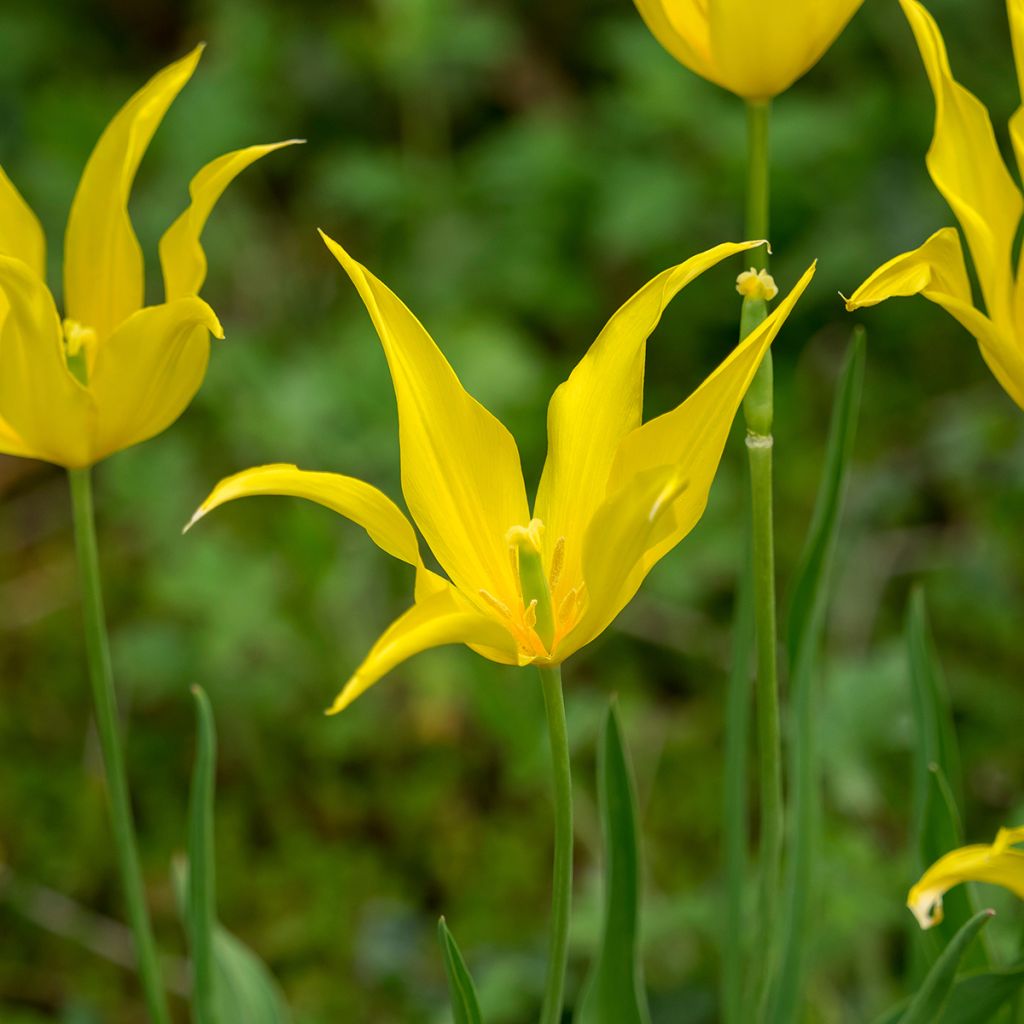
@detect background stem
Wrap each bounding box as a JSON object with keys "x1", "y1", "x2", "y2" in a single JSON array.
[
  {"x1": 68, "y1": 467, "x2": 171, "y2": 1024},
  {"x1": 740, "y1": 98, "x2": 785, "y2": 1017},
  {"x1": 537, "y1": 665, "x2": 573, "y2": 1024}
]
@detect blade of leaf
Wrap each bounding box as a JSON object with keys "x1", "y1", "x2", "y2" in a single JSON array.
[
  {"x1": 188, "y1": 685, "x2": 217, "y2": 1024},
  {"x1": 899, "y1": 910, "x2": 996, "y2": 1024},
  {"x1": 438, "y1": 917, "x2": 484, "y2": 1024},
  {"x1": 873, "y1": 965, "x2": 1024, "y2": 1024},
  {"x1": 575, "y1": 700, "x2": 652, "y2": 1024},
  {"x1": 770, "y1": 328, "x2": 865, "y2": 1021},
  {"x1": 906, "y1": 593, "x2": 984, "y2": 970},
  {"x1": 721, "y1": 531, "x2": 754, "y2": 1024}
]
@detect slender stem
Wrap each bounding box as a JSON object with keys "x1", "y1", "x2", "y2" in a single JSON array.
[
  {"x1": 538, "y1": 665, "x2": 573, "y2": 1024},
  {"x1": 741, "y1": 98, "x2": 784, "y2": 1018},
  {"x1": 68, "y1": 467, "x2": 171, "y2": 1024}
]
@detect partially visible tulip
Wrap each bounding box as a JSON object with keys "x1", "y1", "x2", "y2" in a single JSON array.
[
  {"x1": 0, "y1": 46, "x2": 300, "y2": 468},
  {"x1": 632, "y1": 0, "x2": 865, "y2": 100}
]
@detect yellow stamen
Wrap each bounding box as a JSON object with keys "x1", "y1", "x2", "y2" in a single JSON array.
[
  {"x1": 506, "y1": 517, "x2": 555, "y2": 651},
  {"x1": 549, "y1": 536, "x2": 566, "y2": 590},
  {"x1": 736, "y1": 268, "x2": 778, "y2": 302},
  {"x1": 479, "y1": 589, "x2": 512, "y2": 619}
]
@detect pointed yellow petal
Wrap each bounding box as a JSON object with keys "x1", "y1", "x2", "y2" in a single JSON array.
[
  {"x1": 708, "y1": 0, "x2": 864, "y2": 99},
  {"x1": 0, "y1": 413, "x2": 36, "y2": 460},
  {"x1": 64, "y1": 45, "x2": 203, "y2": 341},
  {"x1": 0, "y1": 166, "x2": 45, "y2": 280},
  {"x1": 319, "y1": 230, "x2": 530, "y2": 607},
  {"x1": 900, "y1": 0, "x2": 1020, "y2": 326},
  {"x1": 0, "y1": 256, "x2": 94, "y2": 467},
  {"x1": 327, "y1": 586, "x2": 519, "y2": 715},
  {"x1": 87, "y1": 296, "x2": 222, "y2": 460},
  {"x1": 1010, "y1": 0, "x2": 1024, "y2": 103},
  {"x1": 561, "y1": 262, "x2": 816, "y2": 655},
  {"x1": 632, "y1": 0, "x2": 718, "y2": 85},
  {"x1": 846, "y1": 228, "x2": 1024, "y2": 408},
  {"x1": 534, "y1": 239, "x2": 766, "y2": 604},
  {"x1": 908, "y1": 826, "x2": 1024, "y2": 930},
  {"x1": 160, "y1": 140, "x2": 303, "y2": 302},
  {"x1": 186, "y1": 462, "x2": 447, "y2": 600}
]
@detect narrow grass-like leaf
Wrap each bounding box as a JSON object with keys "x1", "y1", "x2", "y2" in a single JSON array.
[
  {"x1": 770, "y1": 329, "x2": 865, "y2": 1021},
  {"x1": 438, "y1": 917, "x2": 483, "y2": 1024},
  {"x1": 188, "y1": 685, "x2": 217, "y2": 1024},
  {"x1": 898, "y1": 910, "x2": 995, "y2": 1024},
  {"x1": 575, "y1": 700, "x2": 651, "y2": 1024},
  {"x1": 874, "y1": 965, "x2": 1024, "y2": 1024},
  {"x1": 721, "y1": 538, "x2": 754, "y2": 1024},
  {"x1": 906, "y1": 592, "x2": 982, "y2": 969}
]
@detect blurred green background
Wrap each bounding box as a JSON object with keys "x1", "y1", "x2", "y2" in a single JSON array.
[{"x1": 2, "y1": 0, "x2": 1024, "y2": 1019}]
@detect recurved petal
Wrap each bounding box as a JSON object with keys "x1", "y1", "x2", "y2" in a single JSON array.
[
  {"x1": 160, "y1": 140, "x2": 303, "y2": 303},
  {"x1": 901, "y1": 0, "x2": 1021, "y2": 327},
  {"x1": 534, "y1": 239, "x2": 766, "y2": 603},
  {"x1": 632, "y1": 0, "x2": 718, "y2": 84},
  {"x1": 320, "y1": 230, "x2": 531, "y2": 609},
  {"x1": 561, "y1": 262, "x2": 816, "y2": 656},
  {"x1": 64, "y1": 45, "x2": 203, "y2": 341},
  {"x1": 908, "y1": 826, "x2": 1024, "y2": 930},
  {"x1": 0, "y1": 256, "x2": 94, "y2": 467},
  {"x1": 0, "y1": 166, "x2": 45, "y2": 279},
  {"x1": 87, "y1": 296, "x2": 222, "y2": 461},
  {"x1": 326, "y1": 586, "x2": 520, "y2": 714},
  {"x1": 846, "y1": 228, "x2": 1024, "y2": 408},
  {"x1": 707, "y1": 0, "x2": 864, "y2": 98},
  {"x1": 187, "y1": 462, "x2": 445, "y2": 600},
  {"x1": 844, "y1": 227, "x2": 973, "y2": 310}
]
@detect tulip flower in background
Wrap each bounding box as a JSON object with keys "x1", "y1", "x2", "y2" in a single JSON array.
[
  {"x1": 190, "y1": 229, "x2": 815, "y2": 1024},
  {"x1": 846, "y1": 0, "x2": 1024, "y2": 412},
  {"x1": 631, "y1": 0, "x2": 865, "y2": 101},
  {"x1": 0, "y1": 46, "x2": 297, "y2": 1022}
]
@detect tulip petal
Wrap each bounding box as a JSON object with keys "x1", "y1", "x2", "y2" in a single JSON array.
[
  {"x1": 1010, "y1": 0, "x2": 1024, "y2": 103},
  {"x1": 709, "y1": 0, "x2": 864, "y2": 99},
  {"x1": 900, "y1": 0, "x2": 1021, "y2": 327},
  {"x1": 0, "y1": 166, "x2": 45, "y2": 280},
  {"x1": 160, "y1": 140, "x2": 303, "y2": 302},
  {"x1": 632, "y1": 0, "x2": 718, "y2": 85},
  {"x1": 88, "y1": 296, "x2": 223, "y2": 460},
  {"x1": 64, "y1": 45, "x2": 203, "y2": 341},
  {"x1": 327, "y1": 586, "x2": 520, "y2": 715},
  {"x1": 0, "y1": 256, "x2": 94, "y2": 467},
  {"x1": 846, "y1": 228, "x2": 1024, "y2": 408},
  {"x1": 534, "y1": 239, "x2": 766, "y2": 608},
  {"x1": 187, "y1": 462, "x2": 446, "y2": 602},
  {"x1": 0, "y1": 413, "x2": 35, "y2": 460},
  {"x1": 320, "y1": 231, "x2": 530, "y2": 609},
  {"x1": 908, "y1": 826, "x2": 1024, "y2": 930},
  {"x1": 562, "y1": 262, "x2": 815, "y2": 655}
]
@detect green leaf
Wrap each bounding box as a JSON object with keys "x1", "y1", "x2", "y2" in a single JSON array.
[
  {"x1": 906, "y1": 592, "x2": 983, "y2": 969},
  {"x1": 575, "y1": 700, "x2": 652, "y2": 1024},
  {"x1": 721, "y1": 535, "x2": 754, "y2": 1024},
  {"x1": 939, "y1": 966, "x2": 1024, "y2": 1023},
  {"x1": 898, "y1": 911, "x2": 996, "y2": 1024},
  {"x1": 212, "y1": 926, "x2": 292, "y2": 1024},
  {"x1": 188, "y1": 685, "x2": 217, "y2": 1024},
  {"x1": 438, "y1": 917, "x2": 484, "y2": 1024},
  {"x1": 770, "y1": 328, "x2": 865, "y2": 1021}
]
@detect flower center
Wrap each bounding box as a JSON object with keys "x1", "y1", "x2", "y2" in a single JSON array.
[
  {"x1": 505, "y1": 518, "x2": 556, "y2": 651},
  {"x1": 62, "y1": 319, "x2": 97, "y2": 385},
  {"x1": 735, "y1": 268, "x2": 778, "y2": 302}
]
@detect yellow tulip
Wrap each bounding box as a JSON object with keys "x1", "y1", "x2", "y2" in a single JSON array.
[
  {"x1": 189, "y1": 231, "x2": 815, "y2": 713},
  {"x1": 0, "y1": 46, "x2": 300, "y2": 468},
  {"x1": 846, "y1": 0, "x2": 1024, "y2": 410},
  {"x1": 632, "y1": 0, "x2": 864, "y2": 100},
  {"x1": 908, "y1": 826, "x2": 1024, "y2": 929}
]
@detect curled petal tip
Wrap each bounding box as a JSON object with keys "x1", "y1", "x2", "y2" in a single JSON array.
[
  {"x1": 839, "y1": 291, "x2": 856, "y2": 312},
  {"x1": 182, "y1": 506, "x2": 206, "y2": 534}
]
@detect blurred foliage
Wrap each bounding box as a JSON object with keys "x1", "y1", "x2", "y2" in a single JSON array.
[{"x1": 2, "y1": 0, "x2": 1024, "y2": 1020}]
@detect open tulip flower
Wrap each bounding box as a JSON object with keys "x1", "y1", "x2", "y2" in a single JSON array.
[
  {"x1": 191, "y1": 231, "x2": 814, "y2": 713},
  {"x1": 0, "y1": 46, "x2": 299, "y2": 468},
  {"x1": 846, "y1": 0, "x2": 1024, "y2": 411},
  {"x1": 908, "y1": 826, "x2": 1024, "y2": 930},
  {"x1": 632, "y1": 0, "x2": 864, "y2": 100}
]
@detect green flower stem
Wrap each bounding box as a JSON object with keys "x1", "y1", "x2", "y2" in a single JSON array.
[
  {"x1": 68, "y1": 467, "x2": 171, "y2": 1024},
  {"x1": 538, "y1": 664, "x2": 573, "y2": 1024},
  {"x1": 741, "y1": 97, "x2": 784, "y2": 1016}
]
